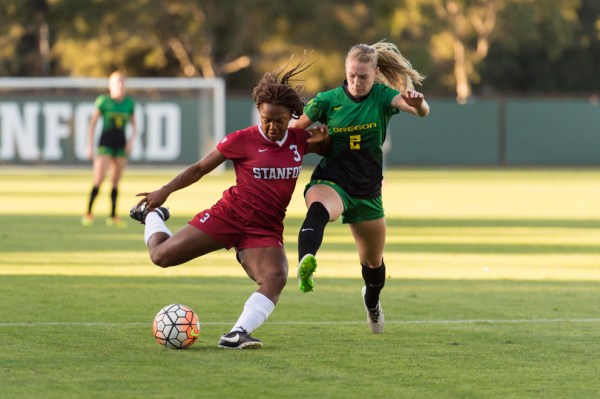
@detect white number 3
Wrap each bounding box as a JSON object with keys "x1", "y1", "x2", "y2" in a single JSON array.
[{"x1": 289, "y1": 144, "x2": 301, "y2": 161}]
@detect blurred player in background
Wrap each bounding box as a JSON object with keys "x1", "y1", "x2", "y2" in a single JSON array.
[
  {"x1": 130, "y1": 59, "x2": 330, "y2": 349},
  {"x1": 292, "y1": 41, "x2": 430, "y2": 333},
  {"x1": 82, "y1": 71, "x2": 138, "y2": 227}
]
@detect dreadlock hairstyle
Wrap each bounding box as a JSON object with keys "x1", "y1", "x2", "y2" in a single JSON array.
[
  {"x1": 345, "y1": 41, "x2": 425, "y2": 92},
  {"x1": 252, "y1": 56, "x2": 312, "y2": 120}
]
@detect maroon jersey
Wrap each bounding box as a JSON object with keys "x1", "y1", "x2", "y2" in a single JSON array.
[{"x1": 216, "y1": 125, "x2": 311, "y2": 233}]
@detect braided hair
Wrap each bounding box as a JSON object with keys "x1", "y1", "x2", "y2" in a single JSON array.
[
  {"x1": 346, "y1": 41, "x2": 425, "y2": 92},
  {"x1": 252, "y1": 57, "x2": 311, "y2": 120}
]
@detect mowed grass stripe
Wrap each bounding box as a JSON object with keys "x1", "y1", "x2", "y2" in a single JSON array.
[{"x1": 2, "y1": 318, "x2": 600, "y2": 327}]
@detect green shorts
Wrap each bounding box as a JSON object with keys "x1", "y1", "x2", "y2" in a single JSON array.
[
  {"x1": 305, "y1": 180, "x2": 384, "y2": 224},
  {"x1": 97, "y1": 146, "x2": 127, "y2": 157}
]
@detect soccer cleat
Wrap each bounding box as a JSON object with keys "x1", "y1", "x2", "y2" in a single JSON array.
[
  {"x1": 218, "y1": 330, "x2": 263, "y2": 349},
  {"x1": 362, "y1": 286, "x2": 385, "y2": 334},
  {"x1": 106, "y1": 217, "x2": 127, "y2": 228},
  {"x1": 297, "y1": 253, "x2": 317, "y2": 293},
  {"x1": 81, "y1": 214, "x2": 94, "y2": 226},
  {"x1": 129, "y1": 204, "x2": 170, "y2": 224}
]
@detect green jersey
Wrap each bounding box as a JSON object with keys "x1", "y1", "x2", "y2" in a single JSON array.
[
  {"x1": 305, "y1": 83, "x2": 399, "y2": 198},
  {"x1": 95, "y1": 94, "x2": 135, "y2": 149}
]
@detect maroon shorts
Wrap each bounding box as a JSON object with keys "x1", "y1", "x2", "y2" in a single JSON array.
[{"x1": 188, "y1": 202, "x2": 284, "y2": 250}]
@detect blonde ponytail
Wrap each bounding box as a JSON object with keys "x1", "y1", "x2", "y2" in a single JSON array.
[{"x1": 346, "y1": 41, "x2": 425, "y2": 92}]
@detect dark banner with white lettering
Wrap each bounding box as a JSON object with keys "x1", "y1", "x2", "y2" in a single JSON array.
[
  {"x1": 0, "y1": 97, "x2": 202, "y2": 165},
  {"x1": 0, "y1": 78, "x2": 224, "y2": 166}
]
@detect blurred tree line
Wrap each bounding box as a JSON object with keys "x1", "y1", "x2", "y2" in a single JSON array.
[{"x1": 0, "y1": 0, "x2": 598, "y2": 102}]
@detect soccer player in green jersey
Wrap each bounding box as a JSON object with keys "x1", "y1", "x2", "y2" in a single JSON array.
[
  {"x1": 82, "y1": 71, "x2": 138, "y2": 227},
  {"x1": 293, "y1": 41, "x2": 430, "y2": 333}
]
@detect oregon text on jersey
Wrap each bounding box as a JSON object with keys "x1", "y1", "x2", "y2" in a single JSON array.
[
  {"x1": 253, "y1": 166, "x2": 302, "y2": 179},
  {"x1": 332, "y1": 122, "x2": 377, "y2": 133}
]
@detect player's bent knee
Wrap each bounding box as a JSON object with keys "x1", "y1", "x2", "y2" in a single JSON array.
[
  {"x1": 151, "y1": 256, "x2": 171, "y2": 268},
  {"x1": 149, "y1": 248, "x2": 175, "y2": 268},
  {"x1": 256, "y1": 268, "x2": 287, "y2": 290},
  {"x1": 270, "y1": 269, "x2": 288, "y2": 289}
]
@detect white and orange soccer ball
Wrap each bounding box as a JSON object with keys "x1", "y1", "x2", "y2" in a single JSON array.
[{"x1": 152, "y1": 304, "x2": 200, "y2": 349}]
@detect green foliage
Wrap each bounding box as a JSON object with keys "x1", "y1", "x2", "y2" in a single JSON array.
[
  {"x1": 481, "y1": 0, "x2": 600, "y2": 91},
  {"x1": 2, "y1": 0, "x2": 598, "y2": 97}
]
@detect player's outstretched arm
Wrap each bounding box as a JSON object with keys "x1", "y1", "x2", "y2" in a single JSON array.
[
  {"x1": 393, "y1": 89, "x2": 430, "y2": 117},
  {"x1": 136, "y1": 149, "x2": 226, "y2": 210}
]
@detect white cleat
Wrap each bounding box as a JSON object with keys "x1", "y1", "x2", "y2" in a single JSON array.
[{"x1": 362, "y1": 286, "x2": 384, "y2": 334}]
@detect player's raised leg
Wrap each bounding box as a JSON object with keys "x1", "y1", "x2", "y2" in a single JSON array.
[
  {"x1": 296, "y1": 184, "x2": 342, "y2": 293},
  {"x1": 131, "y1": 204, "x2": 224, "y2": 267}
]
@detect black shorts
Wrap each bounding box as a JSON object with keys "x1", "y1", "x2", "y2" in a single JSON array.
[{"x1": 98, "y1": 128, "x2": 126, "y2": 150}]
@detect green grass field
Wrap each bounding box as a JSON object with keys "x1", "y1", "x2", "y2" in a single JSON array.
[{"x1": 1, "y1": 168, "x2": 599, "y2": 398}]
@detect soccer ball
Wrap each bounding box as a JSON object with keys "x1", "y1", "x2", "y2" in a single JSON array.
[{"x1": 153, "y1": 304, "x2": 201, "y2": 349}]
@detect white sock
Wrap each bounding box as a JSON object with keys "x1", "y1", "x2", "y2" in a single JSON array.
[
  {"x1": 144, "y1": 212, "x2": 172, "y2": 246},
  {"x1": 230, "y1": 292, "x2": 275, "y2": 334}
]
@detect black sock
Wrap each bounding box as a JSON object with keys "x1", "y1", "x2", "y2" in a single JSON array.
[
  {"x1": 87, "y1": 186, "x2": 99, "y2": 214},
  {"x1": 362, "y1": 261, "x2": 386, "y2": 309},
  {"x1": 298, "y1": 202, "x2": 330, "y2": 262},
  {"x1": 110, "y1": 187, "x2": 118, "y2": 218}
]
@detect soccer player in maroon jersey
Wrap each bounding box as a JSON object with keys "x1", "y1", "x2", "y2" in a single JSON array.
[{"x1": 129, "y1": 59, "x2": 330, "y2": 349}]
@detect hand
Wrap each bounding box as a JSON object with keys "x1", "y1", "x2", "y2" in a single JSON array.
[
  {"x1": 135, "y1": 187, "x2": 170, "y2": 211},
  {"x1": 85, "y1": 144, "x2": 93, "y2": 160},
  {"x1": 306, "y1": 125, "x2": 329, "y2": 143},
  {"x1": 401, "y1": 89, "x2": 425, "y2": 108}
]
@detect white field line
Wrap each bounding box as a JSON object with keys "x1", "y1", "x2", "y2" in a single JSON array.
[{"x1": 1, "y1": 318, "x2": 599, "y2": 327}]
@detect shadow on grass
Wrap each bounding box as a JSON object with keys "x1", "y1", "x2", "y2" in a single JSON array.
[{"x1": 2, "y1": 214, "x2": 600, "y2": 254}]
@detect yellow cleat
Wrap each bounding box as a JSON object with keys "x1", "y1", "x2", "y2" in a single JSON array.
[
  {"x1": 297, "y1": 254, "x2": 317, "y2": 293},
  {"x1": 81, "y1": 215, "x2": 94, "y2": 226}
]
